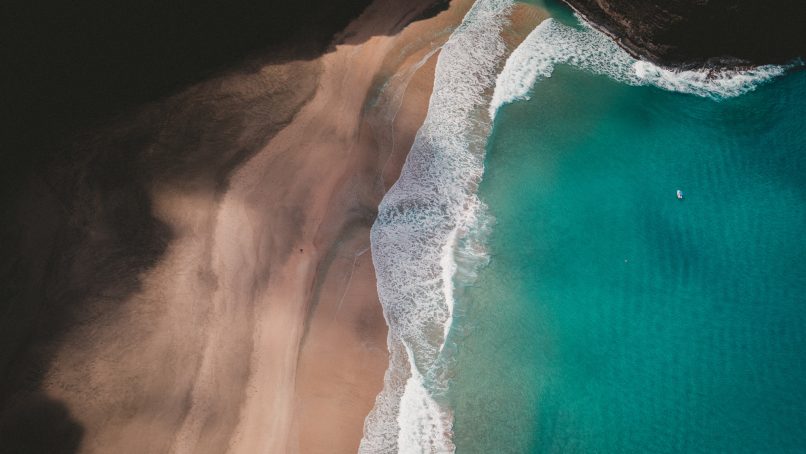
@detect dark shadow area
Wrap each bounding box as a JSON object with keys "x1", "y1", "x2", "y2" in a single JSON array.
[
  {"x1": 3, "y1": 0, "x2": 379, "y2": 181},
  {"x1": 0, "y1": 0, "x2": 449, "y2": 451},
  {"x1": 0, "y1": 394, "x2": 84, "y2": 454}
]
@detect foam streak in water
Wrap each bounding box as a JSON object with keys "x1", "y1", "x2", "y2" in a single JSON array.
[
  {"x1": 360, "y1": 0, "x2": 513, "y2": 452},
  {"x1": 491, "y1": 18, "x2": 791, "y2": 116}
]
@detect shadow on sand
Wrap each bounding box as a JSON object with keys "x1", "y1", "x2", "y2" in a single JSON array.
[{"x1": 0, "y1": 0, "x2": 449, "y2": 451}]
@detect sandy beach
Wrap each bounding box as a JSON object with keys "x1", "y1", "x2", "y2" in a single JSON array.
[
  {"x1": 0, "y1": 0, "x2": 553, "y2": 452},
  {"x1": 5, "y1": 0, "x2": 803, "y2": 452},
  {"x1": 21, "y1": 1, "x2": 472, "y2": 452}
]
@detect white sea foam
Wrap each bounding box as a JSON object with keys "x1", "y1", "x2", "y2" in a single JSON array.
[
  {"x1": 439, "y1": 227, "x2": 459, "y2": 350},
  {"x1": 490, "y1": 18, "x2": 790, "y2": 117},
  {"x1": 360, "y1": 0, "x2": 513, "y2": 452},
  {"x1": 363, "y1": 6, "x2": 791, "y2": 452}
]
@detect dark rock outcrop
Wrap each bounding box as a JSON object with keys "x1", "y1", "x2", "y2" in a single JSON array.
[{"x1": 560, "y1": 0, "x2": 806, "y2": 68}]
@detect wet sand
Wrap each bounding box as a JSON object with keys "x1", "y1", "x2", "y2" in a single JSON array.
[
  {"x1": 0, "y1": 0, "x2": 554, "y2": 452},
  {"x1": 31, "y1": 0, "x2": 473, "y2": 453}
]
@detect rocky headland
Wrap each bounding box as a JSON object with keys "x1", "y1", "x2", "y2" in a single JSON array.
[{"x1": 560, "y1": 0, "x2": 806, "y2": 68}]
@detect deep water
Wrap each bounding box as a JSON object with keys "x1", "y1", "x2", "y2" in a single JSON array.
[{"x1": 449, "y1": 64, "x2": 806, "y2": 453}]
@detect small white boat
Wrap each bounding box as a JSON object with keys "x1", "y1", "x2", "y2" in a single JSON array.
[{"x1": 676, "y1": 189, "x2": 684, "y2": 200}]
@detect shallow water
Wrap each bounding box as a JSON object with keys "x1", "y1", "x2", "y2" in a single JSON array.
[{"x1": 450, "y1": 62, "x2": 806, "y2": 453}]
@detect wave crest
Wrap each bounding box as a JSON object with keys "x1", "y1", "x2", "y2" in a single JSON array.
[
  {"x1": 491, "y1": 18, "x2": 791, "y2": 117},
  {"x1": 360, "y1": 0, "x2": 513, "y2": 452}
]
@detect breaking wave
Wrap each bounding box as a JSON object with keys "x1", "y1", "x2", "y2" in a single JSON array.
[
  {"x1": 490, "y1": 18, "x2": 791, "y2": 116},
  {"x1": 362, "y1": 7, "x2": 793, "y2": 453},
  {"x1": 360, "y1": 0, "x2": 513, "y2": 452}
]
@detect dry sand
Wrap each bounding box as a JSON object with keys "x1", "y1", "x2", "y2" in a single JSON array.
[
  {"x1": 36, "y1": 0, "x2": 475, "y2": 453},
  {"x1": 24, "y1": 0, "x2": 551, "y2": 452}
]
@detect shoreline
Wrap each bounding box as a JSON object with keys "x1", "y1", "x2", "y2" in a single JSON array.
[
  {"x1": 363, "y1": 1, "x2": 549, "y2": 450},
  {"x1": 290, "y1": 27, "x2": 448, "y2": 454},
  {"x1": 4, "y1": 0, "x2": 802, "y2": 452},
  {"x1": 26, "y1": 0, "x2": 472, "y2": 452}
]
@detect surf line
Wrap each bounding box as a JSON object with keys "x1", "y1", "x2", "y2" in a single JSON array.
[
  {"x1": 490, "y1": 16, "x2": 794, "y2": 118},
  {"x1": 360, "y1": 0, "x2": 516, "y2": 452}
]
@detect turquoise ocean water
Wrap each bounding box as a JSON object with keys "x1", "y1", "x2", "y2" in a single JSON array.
[{"x1": 448, "y1": 25, "x2": 806, "y2": 454}]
